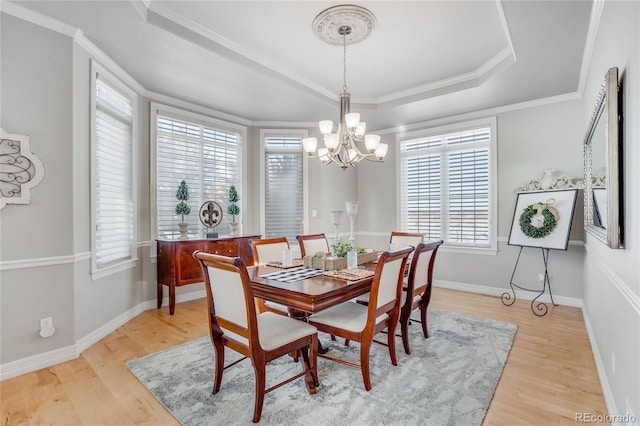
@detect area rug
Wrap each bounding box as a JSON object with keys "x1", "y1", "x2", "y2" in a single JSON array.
[{"x1": 126, "y1": 309, "x2": 517, "y2": 425}]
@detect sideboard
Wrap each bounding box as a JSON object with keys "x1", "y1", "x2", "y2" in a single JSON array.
[{"x1": 156, "y1": 235, "x2": 260, "y2": 314}]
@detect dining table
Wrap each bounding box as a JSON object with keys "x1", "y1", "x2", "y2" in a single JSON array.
[{"x1": 247, "y1": 262, "x2": 377, "y2": 353}]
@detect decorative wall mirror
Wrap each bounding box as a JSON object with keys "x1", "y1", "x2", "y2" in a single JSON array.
[{"x1": 583, "y1": 67, "x2": 623, "y2": 248}]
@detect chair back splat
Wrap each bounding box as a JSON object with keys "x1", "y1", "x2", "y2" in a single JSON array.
[
  {"x1": 296, "y1": 233, "x2": 330, "y2": 257},
  {"x1": 389, "y1": 231, "x2": 424, "y2": 250},
  {"x1": 250, "y1": 237, "x2": 290, "y2": 265},
  {"x1": 249, "y1": 237, "x2": 292, "y2": 315},
  {"x1": 193, "y1": 251, "x2": 319, "y2": 423}
]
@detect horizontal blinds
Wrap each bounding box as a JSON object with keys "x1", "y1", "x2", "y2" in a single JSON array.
[
  {"x1": 401, "y1": 154, "x2": 441, "y2": 239},
  {"x1": 448, "y1": 148, "x2": 489, "y2": 245},
  {"x1": 265, "y1": 137, "x2": 303, "y2": 242},
  {"x1": 156, "y1": 115, "x2": 242, "y2": 238},
  {"x1": 95, "y1": 78, "x2": 134, "y2": 268},
  {"x1": 400, "y1": 126, "x2": 491, "y2": 247}
]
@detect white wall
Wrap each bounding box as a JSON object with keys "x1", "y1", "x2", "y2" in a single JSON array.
[
  {"x1": 356, "y1": 99, "x2": 586, "y2": 300},
  {"x1": 581, "y1": 1, "x2": 640, "y2": 419},
  {"x1": 0, "y1": 14, "x2": 77, "y2": 362}
]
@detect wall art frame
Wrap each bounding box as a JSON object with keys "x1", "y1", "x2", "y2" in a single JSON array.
[
  {"x1": 1, "y1": 127, "x2": 44, "y2": 209},
  {"x1": 507, "y1": 189, "x2": 579, "y2": 251}
]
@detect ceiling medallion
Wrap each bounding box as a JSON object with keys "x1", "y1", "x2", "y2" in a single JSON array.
[{"x1": 312, "y1": 4, "x2": 376, "y2": 46}]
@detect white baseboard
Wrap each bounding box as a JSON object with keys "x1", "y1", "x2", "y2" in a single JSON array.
[
  {"x1": 0, "y1": 344, "x2": 78, "y2": 381},
  {"x1": 434, "y1": 279, "x2": 583, "y2": 308},
  {"x1": 581, "y1": 304, "x2": 619, "y2": 423},
  {"x1": 0, "y1": 290, "x2": 207, "y2": 381}
]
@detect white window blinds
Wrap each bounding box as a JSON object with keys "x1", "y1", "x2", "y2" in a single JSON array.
[
  {"x1": 94, "y1": 76, "x2": 135, "y2": 268},
  {"x1": 155, "y1": 112, "x2": 243, "y2": 238},
  {"x1": 400, "y1": 125, "x2": 493, "y2": 248},
  {"x1": 264, "y1": 137, "x2": 303, "y2": 242}
]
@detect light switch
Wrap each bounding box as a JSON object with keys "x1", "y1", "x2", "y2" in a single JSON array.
[{"x1": 311, "y1": 208, "x2": 318, "y2": 218}]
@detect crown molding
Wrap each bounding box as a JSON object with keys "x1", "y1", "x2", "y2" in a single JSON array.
[
  {"x1": 0, "y1": 1, "x2": 76, "y2": 37},
  {"x1": 376, "y1": 91, "x2": 581, "y2": 136},
  {"x1": 145, "y1": 1, "x2": 336, "y2": 103},
  {"x1": 577, "y1": 0, "x2": 605, "y2": 96}
]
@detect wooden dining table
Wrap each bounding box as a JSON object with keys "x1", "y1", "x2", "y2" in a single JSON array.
[
  {"x1": 247, "y1": 264, "x2": 375, "y2": 314},
  {"x1": 247, "y1": 263, "x2": 377, "y2": 353}
]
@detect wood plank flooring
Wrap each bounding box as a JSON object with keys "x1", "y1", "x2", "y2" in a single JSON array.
[{"x1": 1, "y1": 288, "x2": 608, "y2": 425}]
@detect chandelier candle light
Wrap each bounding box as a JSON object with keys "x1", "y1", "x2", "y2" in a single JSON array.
[{"x1": 303, "y1": 5, "x2": 388, "y2": 170}]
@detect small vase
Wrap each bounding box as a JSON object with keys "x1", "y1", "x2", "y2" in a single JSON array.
[
  {"x1": 229, "y1": 221, "x2": 239, "y2": 236},
  {"x1": 178, "y1": 222, "x2": 189, "y2": 239}
]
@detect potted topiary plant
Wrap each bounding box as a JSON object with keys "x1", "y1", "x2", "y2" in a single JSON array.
[
  {"x1": 175, "y1": 180, "x2": 191, "y2": 238},
  {"x1": 227, "y1": 185, "x2": 240, "y2": 235}
]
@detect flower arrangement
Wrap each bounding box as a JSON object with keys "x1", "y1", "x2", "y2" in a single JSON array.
[
  {"x1": 331, "y1": 239, "x2": 366, "y2": 258},
  {"x1": 175, "y1": 180, "x2": 191, "y2": 223},
  {"x1": 227, "y1": 185, "x2": 240, "y2": 223}
]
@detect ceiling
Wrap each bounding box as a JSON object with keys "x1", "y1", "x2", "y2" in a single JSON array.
[{"x1": 9, "y1": 1, "x2": 594, "y2": 130}]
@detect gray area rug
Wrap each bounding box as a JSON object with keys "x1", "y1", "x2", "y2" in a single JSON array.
[{"x1": 126, "y1": 309, "x2": 517, "y2": 425}]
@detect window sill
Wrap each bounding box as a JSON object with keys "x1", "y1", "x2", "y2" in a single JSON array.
[
  {"x1": 91, "y1": 258, "x2": 138, "y2": 281},
  {"x1": 439, "y1": 245, "x2": 498, "y2": 256}
]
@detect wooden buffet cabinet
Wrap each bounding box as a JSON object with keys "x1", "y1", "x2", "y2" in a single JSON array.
[{"x1": 156, "y1": 235, "x2": 260, "y2": 314}]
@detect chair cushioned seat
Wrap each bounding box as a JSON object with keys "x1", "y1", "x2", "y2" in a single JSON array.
[
  {"x1": 309, "y1": 301, "x2": 389, "y2": 333},
  {"x1": 256, "y1": 312, "x2": 317, "y2": 351}
]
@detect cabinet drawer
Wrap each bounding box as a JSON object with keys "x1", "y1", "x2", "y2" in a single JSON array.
[
  {"x1": 205, "y1": 240, "x2": 238, "y2": 257},
  {"x1": 176, "y1": 241, "x2": 205, "y2": 285}
]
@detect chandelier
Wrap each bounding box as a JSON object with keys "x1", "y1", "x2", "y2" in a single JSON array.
[{"x1": 302, "y1": 5, "x2": 388, "y2": 170}]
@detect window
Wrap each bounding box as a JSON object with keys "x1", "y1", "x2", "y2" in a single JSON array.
[
  {"x1": 399, "y1": 118, "x2": 496, "y2": 250},
  {"x1": 261, "y1": 132, "x2": 306, "y2": 243},
  {"x1": 91, "y1": 62, "x2": 137, "y2": 277},
  {"x1": 153, "y1": 105, "x2": 244, "y2": 238}
]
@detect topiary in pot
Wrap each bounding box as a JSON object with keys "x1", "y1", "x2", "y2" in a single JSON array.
[{"x1": 175, "y1": 180, "x2": 191, "y2": 238}]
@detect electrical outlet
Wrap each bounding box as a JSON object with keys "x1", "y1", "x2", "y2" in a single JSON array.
[
  {"x1": 537, "y1": 273, "x2": 545, "y2": 282},
  {"x1": 611, "y1": 351, "x2": 616, "y2": 375},
  {"x1": 39, "y1": 317, "x2": 55, "y2": 338},
  {"x1": 40, "y1": 317, "x2": 53, "y2": 329}
]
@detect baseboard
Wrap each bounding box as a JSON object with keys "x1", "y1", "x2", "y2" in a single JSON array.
[
  {"x1": 581, "y1": 303, "x2": 619, "y2": 423},
  {"x1": 434, "y1": 279, "x2": 583, "y2": 308},
  {"x1": 0, "y1": 290, "x2": 207, "y2": 381},
  {"x1": 0, "y1": 344, "x2": 78, "y2": 381}
]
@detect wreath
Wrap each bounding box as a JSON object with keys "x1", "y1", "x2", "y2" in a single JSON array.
[{"x1": 519, "y1": 199, "x2": 559, "y2": 239}]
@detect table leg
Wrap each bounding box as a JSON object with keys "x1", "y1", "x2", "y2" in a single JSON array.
[
  {"x1": 169, "y1": 284, "x2": 176, "y2": 315},
  {"x1": 288, "y1": 307, "x2": 329, "y2": 354},
  {"x1": 157, "y1": 282, "x2": 163, "y2": 309}
]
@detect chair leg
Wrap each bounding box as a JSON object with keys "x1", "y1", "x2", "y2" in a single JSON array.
[
  {"x1": 420, "y1": 304, "x2": 429, "y2": 338},
  {"x1": 387, "y1": 322, "x2": 399, "y2": 366},
  {"x1": 400, "y1": 314, "x2": 411, "y2": 355},
  {"x1": 299, "y1": 345, "x2": 317, "y2": 394},
  {"x1": 360, "y1": 340, "x2": 373, "y2": 391},
  {"x1": 212, "y1": 340, "x2": 225, "y2": 394},
  {"x1": 251, "y1": 361, "x2": 267, "y2": 423}
]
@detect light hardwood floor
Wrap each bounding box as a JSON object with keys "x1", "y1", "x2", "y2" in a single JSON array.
[{"x1": 1, "y1": 288, "x2": 607, "y2": 425}]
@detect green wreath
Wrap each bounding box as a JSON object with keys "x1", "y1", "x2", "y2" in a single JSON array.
[{"x1": 519, "y1": 204, "x2": 557, "y2": 239}]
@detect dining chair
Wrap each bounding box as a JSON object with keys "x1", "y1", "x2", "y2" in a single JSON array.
[
  {"x1": 250, "y1": 237, "x2": 291, "y2": 315},
  {"x1": 389, "y1": 231, "x2": 425, "y2": 250},
  {"x1": 193, "y1": 251, "x2": 319, "y2": 423},
  {"x1": 308, "y1": 246, "x2": 413, "y2": 391},
  {"x1": 399, "y1": 240, "x2": 443, "y2": 354},
  {"x1": 296, "y1": 233, "x2": 330, "y2": 257},
  {"x1": 250, "y1": 237, "x2": 290, "y2": 265}
]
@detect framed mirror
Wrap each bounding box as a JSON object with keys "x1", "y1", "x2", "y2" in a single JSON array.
[{"x1": 583, "y1": 67, "x2": 623, "y2": 248}]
